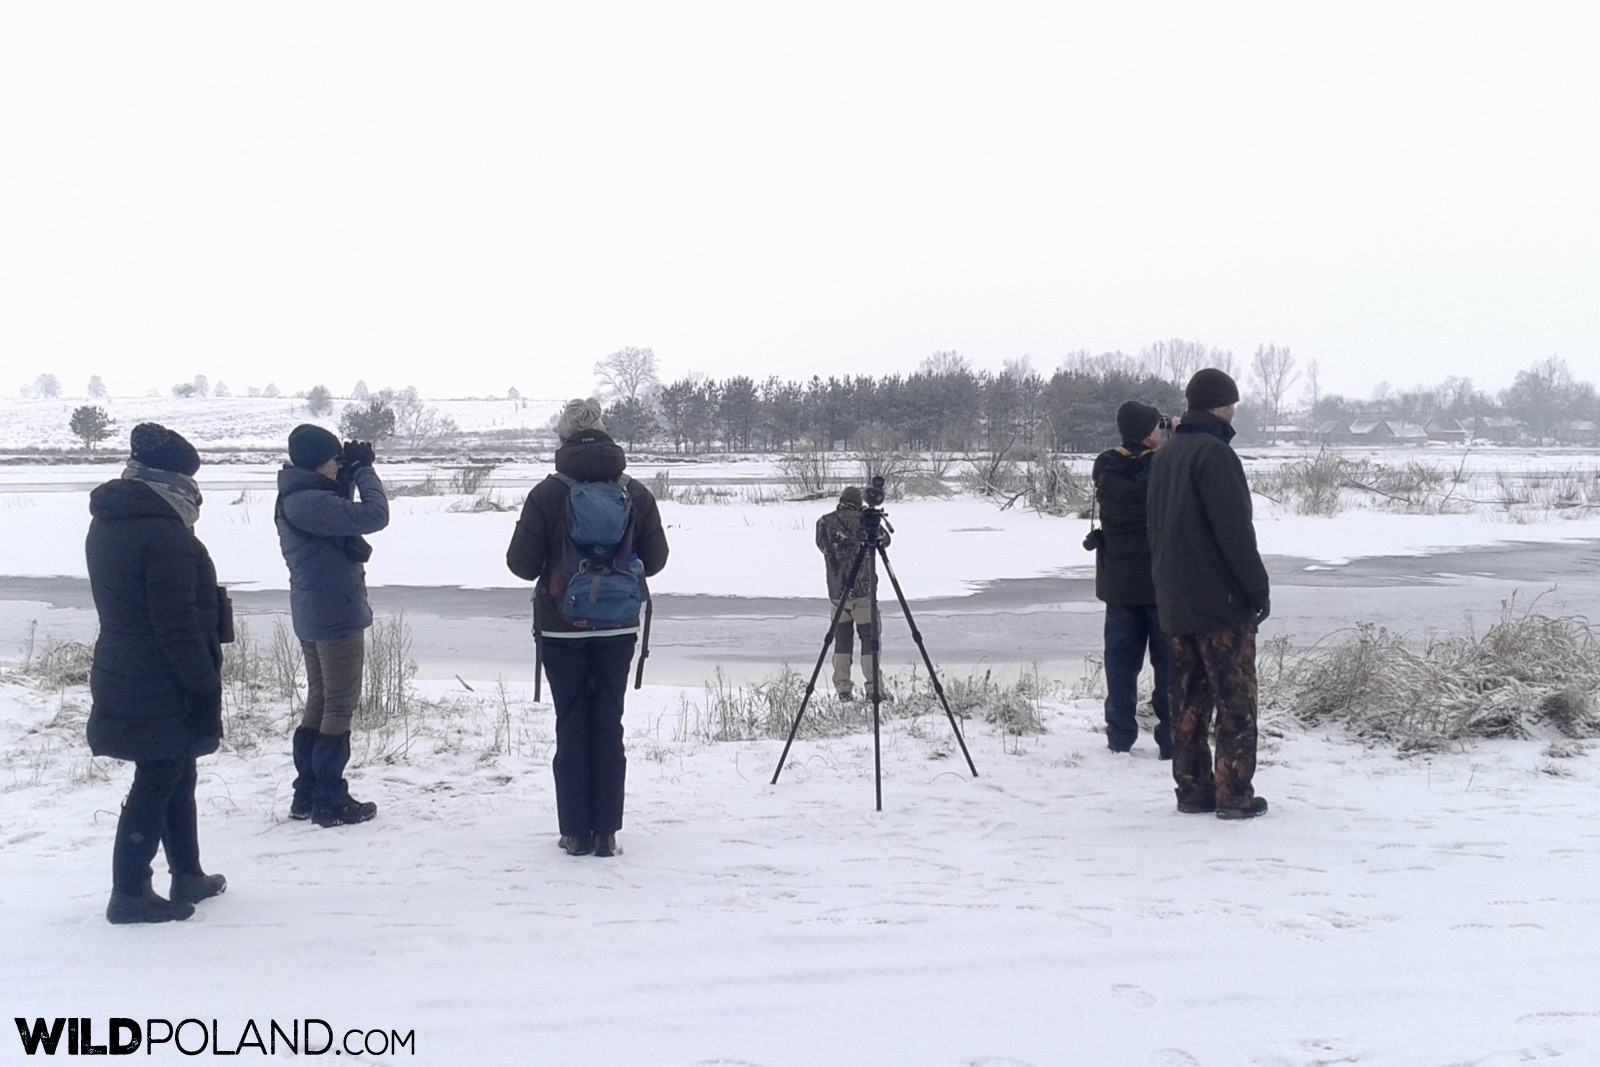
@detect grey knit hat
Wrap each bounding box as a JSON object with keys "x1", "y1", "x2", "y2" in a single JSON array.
[{"x1": 556, "y1": 398, "x2": 607, "y2": 442}]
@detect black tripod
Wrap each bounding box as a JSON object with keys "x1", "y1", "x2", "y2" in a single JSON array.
[{"x1": 770, "y1": 493, "x2": 978, "y2": 810}]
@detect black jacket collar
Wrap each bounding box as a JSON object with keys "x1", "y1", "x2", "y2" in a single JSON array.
[{"x1": 1177, "y1": 409, "x2": 1237, "y2": 444}]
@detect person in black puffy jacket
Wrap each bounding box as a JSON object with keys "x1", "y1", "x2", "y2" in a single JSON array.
[
  {"x1": 1090, "y1": 401, "x2": 1171, "y2": 757},
  {"x1": 86, "y1": 424, "x2": 228, "y2": 924}
]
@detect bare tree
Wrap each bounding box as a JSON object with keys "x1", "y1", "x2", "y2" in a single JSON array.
[
  {"x1": 1250, "y1": 343, "x2": 1299, "y2": 444},
  {"x1": 87, "y1": 375, "x2": 108, "y2": 399},
  {"x1": 1502, "y1": 355, "x2": 1578, "y2": 443},
  {"x1": 307, "y1": 384, "x2": 334, "y2": 416},
  {"x1": 21, "y1": 373, "x2": 62, "y2": 399},
  {"x1": 920, "y1": 350, "x2": 969, "y2": 376},
  {"x1": 593, "y1": 346, "x2": 661, "y2": 404},
  {"x1": 1300, "y1": 359, "x2": 1321, "y2": 441}
]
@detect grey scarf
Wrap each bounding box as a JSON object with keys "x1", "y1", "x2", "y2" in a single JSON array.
[{"x1": 123, "y1": 461, "x2": 203, "y2": 529}]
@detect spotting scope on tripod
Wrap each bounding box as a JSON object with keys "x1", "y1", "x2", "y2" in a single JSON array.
[{"x1": 770, "y1": 476, "x2": 979, "y2": 810}]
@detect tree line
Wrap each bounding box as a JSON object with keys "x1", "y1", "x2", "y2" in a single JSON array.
[{"x1": 594, "y1": 346, "x2": 1599, "y2": 454}]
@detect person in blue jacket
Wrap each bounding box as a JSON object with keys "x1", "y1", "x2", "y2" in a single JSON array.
[{"x1": 275, "y1": 424, "x2": 389, "y2": 827}]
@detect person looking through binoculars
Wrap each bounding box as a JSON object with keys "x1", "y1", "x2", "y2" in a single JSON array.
[
  {"x1": 275, "y1": 424, "x2": 390, "y2": 828},
  {"x1": 1088, "y1": 401, "x2": 1174, "y2": 757}
]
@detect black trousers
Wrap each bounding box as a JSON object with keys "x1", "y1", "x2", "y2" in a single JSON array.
[
  {"x1": 541, "y1": 634, "x2": 637, "y2": 837},
  {"x1": 112, "y1": 757, "x2": 201, "y2": 891}
]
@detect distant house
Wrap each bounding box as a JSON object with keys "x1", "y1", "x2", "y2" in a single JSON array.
[
  {"x1": 1553, "y1": 420, "x2": 1600, "y2": 445},
  {"x1": 1385, "y1": 420, "x2": 1430, "y2": 445},
  {"x1": 1347, "y1": 419, "x2": 1389, "y2": 443},
  {"x1": 1425, "y1": 417, "x2": 1469, "y2": 443},
  {"x1": 1339, "y1": 419, "x2": 1429, "y2": 446},
  {"x1": 1472, "y1": 415, "x2": 1520, "y2": 443},
  {"x1": 1260, "y1": 424, "x2": 1308, "y2": 444},
  {"x1": 1315, "y1": 419, "x2": 1353, "y2": 444}
]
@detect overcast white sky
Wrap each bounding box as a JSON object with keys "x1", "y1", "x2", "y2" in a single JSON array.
[{"x1": 2, "y1": 2, "x2": 1596, "y2": 403}]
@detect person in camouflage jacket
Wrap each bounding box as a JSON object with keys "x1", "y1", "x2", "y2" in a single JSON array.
[{"x1": 815, "y1": 487, "x2": 890, "y2": 701}]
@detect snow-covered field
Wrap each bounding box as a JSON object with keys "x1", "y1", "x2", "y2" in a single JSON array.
[
  {"x1": 3, "y1": 426, "x2": 1600, "y2": 1065},
  {"x1": 4, "y1": 673, "x2": 1598, "y2": 1065}
]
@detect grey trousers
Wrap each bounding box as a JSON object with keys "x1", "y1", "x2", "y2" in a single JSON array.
[{"x1": 300, "y1": 633, "x2": 365, "y2": 736}]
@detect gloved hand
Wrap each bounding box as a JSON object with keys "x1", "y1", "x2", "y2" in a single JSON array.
[
  {"x1": 342, "y1": 440, "x2": 376, "y2": 469},
  {"x1": 1252, "y1": 599, "x2": 1271, "y2": 626}
]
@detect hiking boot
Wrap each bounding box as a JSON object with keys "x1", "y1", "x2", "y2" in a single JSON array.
[
  {"x1": 1216, "y1": 797, "x2": 1269, "y2": 820},
  {"x1": 310, "y1": 732, "x2": 378, "y2": 827},
  {"x1": 836, "y1": 691, "x2": 856, "y2": 703},
  {"x1": 1157, "y1": 743, "x2": 1174, "y2": 761},
  {"x1": 1176, "y1": 797, "x2": 1216, "y2": 814},
  {"x1": 170, "y1": 872, "x2": 227, "y2": 905},
  {"x1": 106, "y1": 884, "x2": 195, "y2": 925},
  {"x1": 312, "y1": 796, "x2": 377, "y2": 828},
  {"x1": 593, "y1": 833, "x2": 619, "y2": 858},
  {"x1": 560, "y1": 833, "x2": 593, "y2": 856}
]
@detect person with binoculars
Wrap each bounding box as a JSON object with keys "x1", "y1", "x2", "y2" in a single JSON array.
[
  {"x1": 275, "y1": 424, "x2": 390, "y2": 827},
  {"x1": 1088, "y1": 401, "x2": 1174, "y2": 758}
]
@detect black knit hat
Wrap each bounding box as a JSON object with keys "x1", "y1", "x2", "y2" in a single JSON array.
[
  {"x1": 1185, "y1": 368, "x2": 1241, "y2": 411},
  {"x1": 1116, "y1": 401, "x2": 1161, "y2": 445},
  {"x1": 288, "y1": 424, "x2": 342, "y2": 470},
  {"x1": 129, "y1": 423, "x2": 201, "y2": 477}
]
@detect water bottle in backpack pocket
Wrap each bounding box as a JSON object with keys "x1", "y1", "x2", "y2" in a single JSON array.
[{"x1": 548, "y1": 473, "x2": 646, "y2": 628}]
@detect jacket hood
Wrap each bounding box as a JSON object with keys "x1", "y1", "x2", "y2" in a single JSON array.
[
  {"x1": 554, "y1": 430, "x2": 627, "y2": 481},
  {"x1": 89, "y1": 479, "x2": 183, "y2": 523}
]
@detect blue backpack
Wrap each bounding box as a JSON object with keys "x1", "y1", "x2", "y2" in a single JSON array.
[{"x1": 547, "y1": 473, "x2": 646, "y2": 628}]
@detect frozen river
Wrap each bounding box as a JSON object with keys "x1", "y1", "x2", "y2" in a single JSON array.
[{"x1": 4, "y1": 539, "x2": 1596, "y2": 687}]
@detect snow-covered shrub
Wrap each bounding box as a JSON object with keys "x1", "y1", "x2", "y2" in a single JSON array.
[{"x1": 1276, "y1": 604, "x2": 1600, "y2": 752}]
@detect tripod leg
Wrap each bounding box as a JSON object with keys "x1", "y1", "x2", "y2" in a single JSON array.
[
  {"x1": 868, "y1": 557, "x2": 883, "y2": 812},
  {"x1": 876, "y1": 545, "x2": 980, "y2": 778},
  {"x1": 771, "y1": 542, "x2": 872, "y2": 785}
]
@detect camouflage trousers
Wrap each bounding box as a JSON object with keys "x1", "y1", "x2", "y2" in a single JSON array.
[{"x1": 1166, "y1": 626, "x2": 1258, "y2": 813}]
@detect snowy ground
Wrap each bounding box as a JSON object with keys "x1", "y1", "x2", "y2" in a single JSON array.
[
  {"x1": 3, "y1": 674, "x2": 1598, "y2": 1065},
  {"x1": 4, "y1": 446, "x2": 1600, "y2": 1065}
]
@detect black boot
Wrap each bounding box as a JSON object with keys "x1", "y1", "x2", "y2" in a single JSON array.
[
  {"x1": 289, "y1": 727, "x2": 317, "y2": 820},
  {"x1": 310, "y1": 732, "x2": 377, "y2": 828},
  {"x1": 107, "y1": 880, "x2": 194, "y2": 924},
  {"x1": 170, "y1": 872, "x2": 227, "y2": 904}
]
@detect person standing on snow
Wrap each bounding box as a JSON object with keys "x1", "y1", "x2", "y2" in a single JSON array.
[
  {"x1": 1090, "y1": 401, "x2": 1172, "y2": 758},
  {"x1": 275, "y1": 424, "x2": 389, "y2": 828},
  {"x1": 506, "y1": 399, "x2": 668, "y2": 859},
  {"x1": 814, "y1": 486, "x2": 891, "y2": 702},
  {"x1": 1147, "y1": 368, "x2": 1271, "y2": 819},
  {"x1": 86, "y1": 423, "x2": 229, "y2": 923}
]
